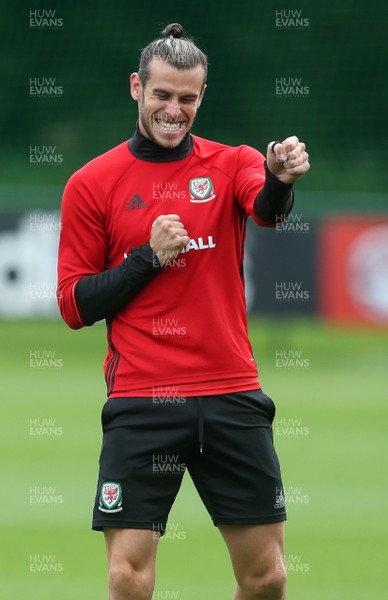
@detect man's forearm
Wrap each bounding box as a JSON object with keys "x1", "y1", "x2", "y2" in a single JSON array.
[
  {"x1": 75, "y1": 243, "x2": 161, "y2": 325},
  {"x1": 254, "y1": 160, "x2": 294, "y2": 225}
]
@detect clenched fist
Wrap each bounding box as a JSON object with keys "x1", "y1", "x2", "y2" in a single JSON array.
[
  {"x1": 266, "y1": 136, "x2": 310, "y2": 184},
  {"x1": 150, "y1": 214, "x2": 190, "y2": 266}
]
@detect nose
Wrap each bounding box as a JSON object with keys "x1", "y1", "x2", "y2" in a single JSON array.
[{"x1": 164, "y1": 98, "x2": 181, "y2": 120}]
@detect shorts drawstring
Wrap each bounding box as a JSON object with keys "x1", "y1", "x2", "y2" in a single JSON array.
[{"x1": 198, "y1": 396, "x2": 204, "y2": 453}]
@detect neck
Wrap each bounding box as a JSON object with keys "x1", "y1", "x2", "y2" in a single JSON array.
[{"x1": 128, "y1": 123, "x2": 193, "y2": 162}]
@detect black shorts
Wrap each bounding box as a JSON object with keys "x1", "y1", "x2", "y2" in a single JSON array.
[{"x1": 92, "y1": 389, "x2": 286, "y2": 534}]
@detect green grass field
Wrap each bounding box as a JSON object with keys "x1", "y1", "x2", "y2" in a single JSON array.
[{"x1": 1, "y1": 317, "x2": 387, "y2": 599}]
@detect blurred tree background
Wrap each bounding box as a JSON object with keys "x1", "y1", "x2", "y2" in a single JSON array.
[{"x1": 0, "y1": 0, "x2": 386, "y2": 212}]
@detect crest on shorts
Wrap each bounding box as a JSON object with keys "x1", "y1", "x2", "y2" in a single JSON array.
[
  {"x1": 98, "y1": 482, "x2": 123, "y2": 513},
  {"x1": 189, "y1": 177, "x2": 216, "y2": 203}
]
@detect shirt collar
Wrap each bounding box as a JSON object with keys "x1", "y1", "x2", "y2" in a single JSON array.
[{"x1": 128, "y1": 123, "x2": 193, "y2": 162}]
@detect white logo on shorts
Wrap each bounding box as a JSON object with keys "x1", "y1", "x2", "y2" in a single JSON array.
[{"x1": 274, "y1": 487, "x2": 286, "y2": 509}]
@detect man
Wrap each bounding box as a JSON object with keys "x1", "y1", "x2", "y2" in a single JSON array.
[{"x1": 57, "y1": 22, "x2": 309, "y2": 600}]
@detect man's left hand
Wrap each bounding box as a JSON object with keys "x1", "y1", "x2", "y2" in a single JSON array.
[{"x1": 266, "y1": 136, "x2": 310, "y2": 184}]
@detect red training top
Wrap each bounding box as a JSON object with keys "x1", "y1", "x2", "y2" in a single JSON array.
[{"x1": 58, "y1": 134, "x2": 269, "y2": 398}]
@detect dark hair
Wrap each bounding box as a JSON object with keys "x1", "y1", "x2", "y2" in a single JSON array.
[{"x1": 138, "y1": 23, "x2": 208, "y2": 86}]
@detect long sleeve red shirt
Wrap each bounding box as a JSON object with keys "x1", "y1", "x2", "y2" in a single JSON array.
[{"x1": 58, "y1": 133, "x2": 273, "y2": 398}]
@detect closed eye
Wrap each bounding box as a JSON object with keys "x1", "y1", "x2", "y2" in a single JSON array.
[
  {"x1": 180, "y1": 96, "x2": 197, "y2": 104},
  {"x1": 151, "y1": 89, "x2": 198, "y2": 104},
  {"x1": 154, "y1": 92, "x2": 169, "y2": 100}
]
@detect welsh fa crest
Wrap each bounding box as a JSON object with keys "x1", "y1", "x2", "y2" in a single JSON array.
[
  {"x1": 189, "y1": 177, "x2": 216, "y2": 203},
  {"x1": 98, "y1": 482, "x2": 123, "y2": 513}
]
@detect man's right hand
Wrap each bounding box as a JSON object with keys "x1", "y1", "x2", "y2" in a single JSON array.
[{"x1": 149, "y1": 214, "x2": 190, "y2": 266}]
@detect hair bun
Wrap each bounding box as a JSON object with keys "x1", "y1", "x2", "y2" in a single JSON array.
[{"x1": 161, "y1": 23, "x2": 184, "y2": 38}]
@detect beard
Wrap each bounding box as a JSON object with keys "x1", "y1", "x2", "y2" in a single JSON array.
[{"x1": 138, "y1": 98, "x2": 193, "y2": 149}]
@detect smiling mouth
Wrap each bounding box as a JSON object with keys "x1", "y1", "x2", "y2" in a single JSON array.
[{"x1": 153, "y1": 116, "x2": 186, "y2": 134}]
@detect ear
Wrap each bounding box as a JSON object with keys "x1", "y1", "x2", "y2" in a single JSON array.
[
  {"x1": 130, "y1": 72, "x2": 142, "y2": 101},
  {"x1": 197, "y1": 83, "x2": 207, "y2": 108}
]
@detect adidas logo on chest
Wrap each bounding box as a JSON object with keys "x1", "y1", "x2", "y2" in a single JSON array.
[{"x1": 125, "y1": 194, "x2": 148, "y2": 210}]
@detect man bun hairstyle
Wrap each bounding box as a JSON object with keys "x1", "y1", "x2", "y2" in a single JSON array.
[
  {"x1": 138, "y1": 22, "x2": 208, "y2": 87},
  {"x1": 161, "y1": 23, "x2": 183, "y2": 38}
]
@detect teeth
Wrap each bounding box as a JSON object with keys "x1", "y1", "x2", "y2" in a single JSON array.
[{"x1": 155, "y1": 120, "x2": 182, "y2": 132}]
